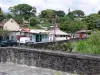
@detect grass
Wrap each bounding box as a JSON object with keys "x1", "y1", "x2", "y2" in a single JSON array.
[{"x1": 75, "y1": 40, "x2": 100, "y2": 54}]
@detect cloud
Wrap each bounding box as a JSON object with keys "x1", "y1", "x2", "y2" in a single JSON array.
[
  {"x1": 0, "y1": 0, "x2": 100, "y2": 15},
  {"x1": 0, "y1": 0, "x2": 20, "y2": 12},
  {"x1": 20, "y1": 0, "x2": 73, "y2": 14},
  {"x1": 0, "y1": 4, "x2": 10, "y2": 12}
]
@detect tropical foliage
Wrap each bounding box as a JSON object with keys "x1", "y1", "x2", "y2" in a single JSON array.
[
  {"x1": 85, "y1": 14, "x2": 100, "y2": 30},
  {"x1": 76, "y1": 31, "x2": 100, "y2": 54},
  {"x1": 9, "y1": 4, "x2": 36, "y2": 20},
  {"x1": 0, "y1": 7, "x2": 4, "y2": 22}
]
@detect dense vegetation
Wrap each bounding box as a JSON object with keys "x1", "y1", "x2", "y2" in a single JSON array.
[
  {"x1": 47, "y1": 42, "x2": 72, "y2": 52},
  {"x1": 75, "y1": 31, "x2": 100, "y2": 54}
]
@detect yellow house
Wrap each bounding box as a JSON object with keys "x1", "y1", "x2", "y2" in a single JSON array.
[{"x1": 0, "y1": 18, "x2": 20, "y2": 31}]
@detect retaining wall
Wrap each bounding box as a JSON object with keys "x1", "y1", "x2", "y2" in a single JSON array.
[{"x1": 0, "y1": 47, "x2": 100, "y2": 75}]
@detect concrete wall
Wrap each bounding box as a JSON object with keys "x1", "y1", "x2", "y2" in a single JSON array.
[
  {"x1": 0, "y1": 47, "x2": 100, "y2": 75},
  {"x1": 55, "y1": 37, "x2": 67, "y2": 41},
  {"x1": 8, "y1": 31, "x2": 20, "y2": 41},
  {"x1": 49, "y1": 34, "x2": 67, "y2": 42}
]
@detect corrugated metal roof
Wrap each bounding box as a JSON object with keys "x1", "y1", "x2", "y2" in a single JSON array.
[
  {"x1": 30, "y1": 29, "x2": 49, "y2": 34},
  {"x1": 49, "y1": 28, "x2": 69, "y2": 35}
]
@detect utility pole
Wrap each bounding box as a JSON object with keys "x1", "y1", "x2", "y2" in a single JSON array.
[
  {"x1": 53, "y1": 23, "x2": 56, "y2": 42},
  {"x1": 53, "y1": 15, "x2": 58, "y2": 42},
  {"x1": 29, "y1": 18, "x2": 30, "y2": 38},
  {"x1": 28, "y1": 9, "x2": 34, "y2": 39},
  {"x1": 29, "y1": 17, "x2": 32, "y2": 39}
]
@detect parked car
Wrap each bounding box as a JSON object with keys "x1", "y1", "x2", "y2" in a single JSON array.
[{"x1": 0, "y1": 40, "x2": 18, "y2": 47}]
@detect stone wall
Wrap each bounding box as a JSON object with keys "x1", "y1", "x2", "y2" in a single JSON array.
[{"x1": 0, "y1": 47, "x2": 100, "y2": 75}]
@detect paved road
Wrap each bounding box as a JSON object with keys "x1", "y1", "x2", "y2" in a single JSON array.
[{"x1": 0, "y1": 63, "x2": 73, "y2": 75}]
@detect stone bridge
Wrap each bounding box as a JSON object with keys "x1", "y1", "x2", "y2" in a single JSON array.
[{"x1": 0, "y1": 47, "x2": 100, "y2": 75}]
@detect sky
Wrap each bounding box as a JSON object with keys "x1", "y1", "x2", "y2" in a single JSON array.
[{"x1": 0, "y1": 0, "x2": 100, "y2": 15}]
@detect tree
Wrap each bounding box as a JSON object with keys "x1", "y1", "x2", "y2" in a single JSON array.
[
  {"x1": 85, "y1": 13, "x2": 100, "y2": 30},
  {"x1": 9, "y1": 4, "x2": 36, "y2": 20},
  {"x1": 0, "y1": 7, "x2": 4, "y2": 22},
  {"x1": 55, "y1": 10, "x2": 65, "y2": 17},
  {"x1": 0, "y1": 29, "x2": 9, "y2": 40},
  {"x1": 59, "y1": 12, "x2": 86, "y2": 33},
  {"x1": 60, "y1": 12, "x2": 75, "y2": 23},
  {"x1": 39, "y1": 9, "x2": 66, "y2": 23},
  {"x1": 98, "y1": 10, "x2": 100, "y2": 14},
  {"x1": 30, "y1": 17, "x2": 40, "y2": 26},
  {"x1": 71, "y1": 10, "x2": 85, "y2": 18},
  {"x1": 95, "y1": 19, "x2": 100, "y2": 30},
  {"x1": 39, "y1": 9, "x2": 55, "y2": 18},
  {"x1": 59, "y1": 15, "x2": 72, "y2": 24},
  {"x1": 4, "y1": 13, "x2": 13, "y2": 19},
  {"x1": 67, "y1": 12, "x2": 74, "y2": 20},
  {"x1": 60, "y1": 20, "x2": 87, "y2": 33},
  {"x1": 39, "y1": 9, "x2": 56, "y2": 23},
  {"x1": 13, "y1": 16, "x2": 23, "y2": 24}
]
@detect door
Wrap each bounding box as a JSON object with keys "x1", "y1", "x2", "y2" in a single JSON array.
[
  {"x1": 36, "y1": 34, "x2": 42, "y2": 42},
  {"x1": 32, "y1": 35, "x2": 36, "y2": 42}
]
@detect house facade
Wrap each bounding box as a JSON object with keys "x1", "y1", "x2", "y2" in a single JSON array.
[
  {"x1": 0, "y1": 18, "x2": 21, "y2": 40},
  {"x1": 0, "y1": 18, "x2": 20, "y2": 31},
  {"x1": 30, "y1": 29, "x2": 49, "y2": 43},
  {"x1": 49, "y1": 24, "x2": 70, "y2": 42},
  {"x1": 8, "y1": 31, "x2": 21, "y2": 41}
]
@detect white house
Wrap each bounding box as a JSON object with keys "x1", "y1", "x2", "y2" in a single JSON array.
[
  {"x1": 49, "y1": 24, "x2": 70, "y2": 42},
  {"x1": 30, "y1": 29, "x2": 49, "y2": 43},
  {"x1": 0, "y1": 18, "x2": 20, "y2": 31},
  {"x1": 0, "y1": 18, "x2": 21, "y2": 40}
]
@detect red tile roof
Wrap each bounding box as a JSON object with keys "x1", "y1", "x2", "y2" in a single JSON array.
[{"x1": 21, "y1": 28, "x2": 31, "y2": 32}]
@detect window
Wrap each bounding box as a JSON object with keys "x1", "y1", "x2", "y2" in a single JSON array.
[
  {"x1": 55, "y1": 35, "x2": 66, "y2": 37},
  {"x1": 62, "y1": 35, "x2": 66, "y2": 37},
  {"x1": 55, "y1": 35, "x2": 61, "y2": 37}
]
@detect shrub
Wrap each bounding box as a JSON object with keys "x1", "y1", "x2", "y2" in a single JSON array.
[
  {"x1": 88, "y1": 31, "x2": 100, "y2": 45},
  {"x1": 76, "y1": 31, "x2": 100, "y2": 54},
  {"x1": 47, "y1": 42, "x2": 72, "y2": 52},
  {"x1": 60, "y1": 42, "x2": 72, "y2": 51}
]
